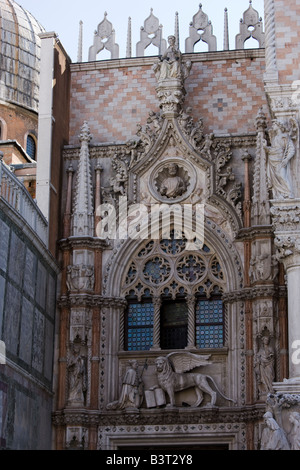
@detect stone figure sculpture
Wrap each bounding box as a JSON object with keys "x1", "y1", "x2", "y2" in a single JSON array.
[
  {"x1": 159, "y1": 163, "x2": 187, "y2": 199},
  {"x1": 152, "y1": 352, "x2": 236, "y2": 408},
  {"x1": 289, "y1": 412, "x2": 300, "y2": 450},
  {"x1": 260, "y1": 412, "x2": 290, "y2": 450},
  {"x1": 67, "y1": 339, "x2": 87, "y2": 405},
  {"x1": 153, "y1": 35, "x2": 191, "y2": 83},
  {"x1": 157, "y1": 35, "x2": 182, "y2": 81},
  {"x1": 255, "y1": 334, "x2": 275, "y2": 397},
  {"x1": 265, "y1": 119, "x2": 296, "y2": 199},
  {"x1": 106, "y1": 359, "x2": 143, "y2": 410}
]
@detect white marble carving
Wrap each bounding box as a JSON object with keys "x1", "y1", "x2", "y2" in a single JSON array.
[
  {"x1": 235, "y1": 0, "x2": 265, "y2": 49},
  {"x1": 136, "y1": 9, "x2": 167, "y2": 57},
  {"x1": 260, "y1": 412, "x2": 290, "y2": 450},
  {"x1": 88, "y1": 12, "x2": 119, "y2": 60},
  {"x1": 265, "y1": 119, "x2": 297, "y2": 200},
  {"x1": 185, "y1": 4, "x2": 217, "y2": 52},
  {"x1": 67, "y1": 339, "x2": 87, "y2": 406},
  {"x1": 151, "y1": 352, "x2": 235, "y2": 408},
  {"x1": 106, "y1": 359, "x2": 143, "y2": 410}
]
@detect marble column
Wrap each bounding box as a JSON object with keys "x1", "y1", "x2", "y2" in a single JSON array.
[{"x1": 271, "y1": 200, "x2": 300, "y2": 383}]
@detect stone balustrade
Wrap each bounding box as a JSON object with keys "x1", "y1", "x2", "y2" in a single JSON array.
[{"x1": 0, "y1": 157, "x2": 48, "y2": 246}]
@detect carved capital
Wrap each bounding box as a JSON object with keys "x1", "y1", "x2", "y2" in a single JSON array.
[
  {"x1": 274, "y1": 235, "x2": 300, "y2": 265},
  {"x1": 271, "y1": 200, "x2": 300, "y2": 265}
]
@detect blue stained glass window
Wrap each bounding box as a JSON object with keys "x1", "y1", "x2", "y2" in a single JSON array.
[
  {"x1": 126, "y1": 302, "x2": 154, "y2": 351},
  {"x1": 195, "y1": 299, "x2": 224, "y2": 348}
]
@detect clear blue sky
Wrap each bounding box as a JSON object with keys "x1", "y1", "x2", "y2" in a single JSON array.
[{"x1": 18, "y1": 0, "x2": 265, "y2": 62}]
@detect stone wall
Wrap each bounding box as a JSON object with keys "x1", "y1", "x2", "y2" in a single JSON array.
[
  {"x1": 0, "y1": 202, "x2": 57, "y2": 449},
  {"x1": 274, "y1": 0, "x2": 300, "y2": 83},
  {"x1": 69, "y1": 50, "x2": 266, "y2": 145}
]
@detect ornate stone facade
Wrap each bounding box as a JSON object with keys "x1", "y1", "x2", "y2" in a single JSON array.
[{"x1": 2, "y1": 0, "x2": 300, "y2": 451}]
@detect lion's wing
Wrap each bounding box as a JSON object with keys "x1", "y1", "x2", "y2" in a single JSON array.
[{"x1": 167, "y1": 352, "x2": 211, "y2": 374}]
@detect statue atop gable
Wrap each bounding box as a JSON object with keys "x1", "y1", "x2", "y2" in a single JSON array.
[
  {"x1": 153, "y1": 36, "x2": 192, "y2": 118},
  {"x1": 153, "y1": 35, "x2": 191, "y2": 83}
]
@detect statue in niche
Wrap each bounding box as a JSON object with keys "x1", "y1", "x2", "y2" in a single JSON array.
[
  {"x1": 260, "y1": 412, "x2": 290, "y2": 450},
  {"x1": 153, "y1": 35, "x2": 191, "y2": 83},
  {"x1": 265, "y1": 119, "x2": 297, "y2": 200},
  {"x1": 158, "y1": 163, "x2": 187, "y2": 199},
  {"x1": 106, "y1": 360, "x2": 143, "y2": 411},
  {"x1": 255, "y1": 332, "x2": 275, "y2": 398},
  {"x1": 67, "y1": 338, "x2": 87, "y2": 406},
  {"x1": 249, "y1": 253, "x2": 278, "y2": 283},
  {"x1": 289, "y1": 412, "x2": 300, "y2": 450}
]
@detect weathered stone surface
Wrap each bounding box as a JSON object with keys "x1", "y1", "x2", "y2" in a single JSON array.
[
  {"x1": 3, "y1": 282, "x2": 21, "y2": 356},
  {"x1": 19, "y1": 297, "x2": 34, "y2": 366},
  {"x1": 0, "y1": 219, "x2": 10, "y2": 273},
  {"x1": 23, "y1": 248, "x2": 37, "y2": 300}
]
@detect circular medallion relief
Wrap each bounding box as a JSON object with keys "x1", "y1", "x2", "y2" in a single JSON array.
[{"x1": 149, "y1": 159, "x2": 196, "y2": 203}]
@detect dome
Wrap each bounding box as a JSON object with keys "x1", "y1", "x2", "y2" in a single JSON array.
[{"x1": 0, "y1": 0, "x2": 45, "y2": 112}]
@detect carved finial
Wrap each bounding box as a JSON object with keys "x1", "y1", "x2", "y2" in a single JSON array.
[
  {"x1": 88, "y1": 13, "x2": 119, "y2": 60},
  {"x1": 79, "y1": 121, "x2": 92, "y2": 143},
  {"x1": 235, "y1": 0, "x2": 265, "y2": 48},
  {"x1": 185, "y1": 4, "x2": 217, "y2": 52},
  {"x1": 256, "y1": 106, "x2": 267, "y2": 132},
  {"x1": 136, "y1": 9, "x2": 167, "y2": 56}
]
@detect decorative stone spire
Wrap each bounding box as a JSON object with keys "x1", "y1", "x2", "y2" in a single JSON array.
[
  {"x1": 223, "y1": 8, "x2": 229, "y2": 51},
  {"x1": 126, "y1": 17, "x2": 132, "y2": 58},
  {"x1": 252, "y1": 107, "x2": 270, "y2": 226},
  {"x1": 174, "y1": 11, "x2": 180, "y2": 50},
  {"x1": 72, "y1": 122, "x2": 94, "y2": 237},
  {"x1": 77, "y1": 20, "x2": 83, "y2": 62}
]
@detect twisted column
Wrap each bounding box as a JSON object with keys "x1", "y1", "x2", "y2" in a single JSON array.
[
  {"x1": 151, "y1": 296, "x2": 162, "y2": 350},
  {"x1": 119, "y1": 306, "x2": 125, "y2": 351},
  {"x1": 186, "y1": 294, "x2": 196, "y2": 349}
]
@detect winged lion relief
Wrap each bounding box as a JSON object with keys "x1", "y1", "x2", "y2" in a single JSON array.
[{"x1": 149, "y1": 352, "x2": 236, "y2": 408}]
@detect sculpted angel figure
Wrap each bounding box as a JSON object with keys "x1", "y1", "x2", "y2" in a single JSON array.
[{"x1": 265, "y1": 119, "x2": 297, "y2": 199}]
